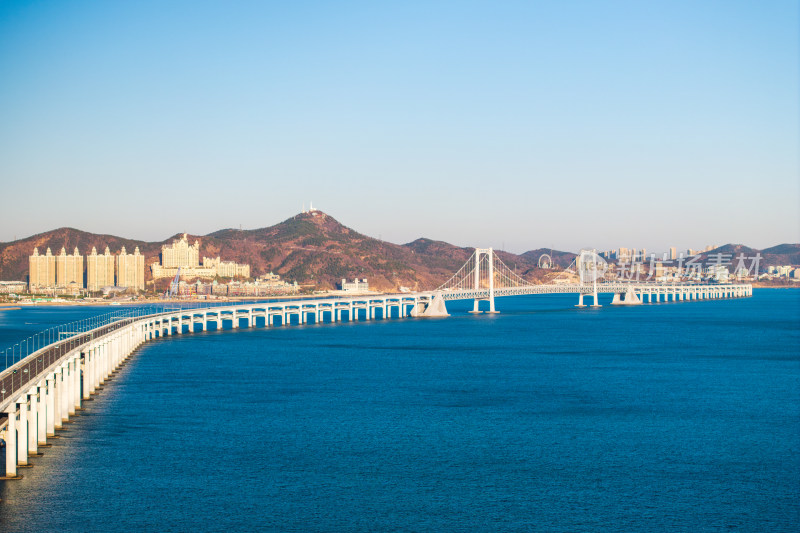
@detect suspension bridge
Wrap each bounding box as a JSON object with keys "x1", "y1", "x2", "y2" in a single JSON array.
[
  {"x1": 0, "y1": 247, "x2": 752, "y2": 479},
  {"x1": 432, "y1": 248, "x2": 751, "y2": 312}
]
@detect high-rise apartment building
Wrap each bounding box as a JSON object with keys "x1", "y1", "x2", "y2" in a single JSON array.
[
  {"x1": 56, "y1": 247, "x2": 84, "y2": 288},
  {"x1": 29, "y1": 247, "x2": 56, "y2": 290},
  {"x1": 87, "y1": 246, "x2": 115, "y2": 291},
  {"x1": 161, "y1": 234, "x2": 200, "y2": 268},
  {"x1": 117, "y1": 246, "x2": 145, "y2": 291},
  {"x1": 202, "y1": 256, "x2": 251, "y2": 278},
  {"x1": 152, "y1": 234, "x2": 251, "y2": 280},
  {"x1": 669, "y1": 247, "x2": 677, "y2": 260}
]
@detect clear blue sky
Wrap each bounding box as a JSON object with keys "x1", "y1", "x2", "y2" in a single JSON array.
[{"x1": 0, "y1": 1, "x2": 797, "y2": 253}]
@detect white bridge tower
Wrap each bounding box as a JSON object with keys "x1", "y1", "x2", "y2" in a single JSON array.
[{"x1": 468, "y1": 248, "x2": 499, "y2": 314}]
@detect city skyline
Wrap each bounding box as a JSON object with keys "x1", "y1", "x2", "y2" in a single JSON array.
[
  {"x1": 0, "y1": 1, "x2": 797, "y2": 252},
  {"x1": 0, "y1": 209, "x2": 793, "y2": 257}
]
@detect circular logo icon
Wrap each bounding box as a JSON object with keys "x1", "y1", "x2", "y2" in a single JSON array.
[{"x1": 577, "y1": 249, "x2": 608, "y2": 283}]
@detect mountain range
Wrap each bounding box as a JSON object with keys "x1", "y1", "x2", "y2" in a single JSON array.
[{"x1": 0, "y1": 211, "x2": 797, "y2": 290}]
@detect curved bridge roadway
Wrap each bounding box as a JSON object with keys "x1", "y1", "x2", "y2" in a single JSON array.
[{"x1": 0, "y1": 282, "x2": 751, "y2": 478}]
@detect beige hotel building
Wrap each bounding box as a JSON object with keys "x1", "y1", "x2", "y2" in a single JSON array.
[
  {"x1": 152, "y1": 234, "x2": 250, "y2": 279},
  {"x1": 86, "y1": 246, "x2": 115, "y2": 291},
  {"x1": 117, "y1": 246, "x2": 145, "y2": 291},
  {"x1": 29, "y1": 247, "x2": 56, "y2": 290},
  {"x1": 56, "y1": 247, "x2": 84, "y2": 288}
]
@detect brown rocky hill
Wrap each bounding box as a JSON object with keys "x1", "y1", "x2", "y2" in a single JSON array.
[
  {"x1": 0, "y1": 212, "x2": 539, "y2": 291},
  {"x1": 203, "y1": 211, "x2": 542, "y2": 290},
  {"x1": 2, "y1": 213, "x2": 795, "y2": 290}
]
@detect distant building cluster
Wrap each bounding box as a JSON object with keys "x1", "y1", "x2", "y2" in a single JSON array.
[
  {"x1": 762, "y1": 266, "x2": 800, "y2": 281},
  {"x1": 29, "y1": 246, "x2": 145, "y2": 293},
  {"x1": 601, "y1": 244, "x2": 719, "y2": 262},
  {"x1": 175, "y1": 272, "x2": 297, "y2": 297},
  {"x1": 0, "y1": 281, "x2": 27, "y2": 294},
  {"x1": 340, "y1": 278, "x2": 369, "y2": 292},
  {"x1": 151, "y1": 234, "x2": 250, "y2": 280}
]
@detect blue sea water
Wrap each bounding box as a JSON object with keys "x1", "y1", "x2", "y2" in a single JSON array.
[{"x1": 0, "y1": 290, "x2": 798, "y2": 532}]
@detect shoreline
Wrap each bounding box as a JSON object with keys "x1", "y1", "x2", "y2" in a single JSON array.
[{"x1": 0, "y1": 284, "x2": 795, "y2": 309}]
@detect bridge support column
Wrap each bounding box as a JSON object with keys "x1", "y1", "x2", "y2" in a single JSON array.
[
  {"x1": 66, "y1": 360, "x2": 76, "y2": 416},
  {"x1": 52, "y1": 372, "x2": 62, "y2": 430},
  {"x1": 97, "y1": 344, "x2": 105, "y2": 386},
  {"x1": 71, "y1": 354, "x2": 81, "y2": 413},
  {"x1": 17, "y1": 397, "x2": 28, "y2": 466},
  {"x1": 203, "y1": 315, "x2": 208, "y2": 331},
  {"x1": 590, "y1": 278, "x2": 601, "y2": 308},
  {"x1": 575, "y1": 293, "x2": 586, "y2": 308},
  {"x1": 4, "y1": 406, "x2": 18, "y2": 478},
  {"x1": 59, "y1": 364, "x2": 70, "y2": 423},
  {"x1": 28, "y1": 388, "x2": 38, "y2": 456},
  {"x1": 37, "y1": 381, "x2": 47, "y2": 446},
  {"x1": 590, "y1": 292, "x2": 601, "y2": 307},
  {"x1": 92, "y1": 345, "x2": 100, "y2": 394},
  {"x1": 46, "y1": 373, "x2": 56, "y2": 436}
]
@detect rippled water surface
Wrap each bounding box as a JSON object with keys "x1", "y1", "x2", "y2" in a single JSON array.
[{"x1": 1, "y1": 290, "x2": 798, "y2": 532}]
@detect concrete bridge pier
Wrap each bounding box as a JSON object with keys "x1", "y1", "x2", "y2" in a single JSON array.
[
  {"x1": 65, "y1": 359, "x2": 75, "y2": 416},
  {"x1": 36, "y1": 382, "x2": 47, "y2": 446},
  {"x1": 96, "y1": 345, "x2": 105, "y2": 387},
  {"x1": 81, "y1": 346, "x2": 92, "y2": 400},
  {"x1": 16, "y1": 398, "x2": 28, "y2": 466},
  {"x1": 4, "y1": 406, "x2": 18, "y2": 478},
  {"x1": 590, "y1": 290, "x2": 601, "y2": 308},
  {"x1": 90, "y1": 346, "x2": 99, "y2": 395},
  {"x1": 59, "y1": 364, "x2": 70, "y2": 424},
  {"x1": 71, "y1": 354, "x2": 81, "y2": 414},
  {"x1": 52, "y1": 372, "x2": 62, "y2": 430},
  {"x1": 46, "y1": 373, "x2": 56, "y2": 436},
  {"x1": 27, "y1": 388, "x2": 38, "y2": 456},
  {"x1": 575, "y1": 293, "x2": 586, "y2": 308}
]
